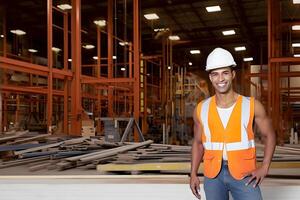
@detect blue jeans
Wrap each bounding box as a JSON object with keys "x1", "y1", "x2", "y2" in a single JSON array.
[{"x1": 204, "y1": 161, "x2": 263, "y2": 200}]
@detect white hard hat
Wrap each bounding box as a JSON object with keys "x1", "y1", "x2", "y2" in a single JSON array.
[{"x1": 205, "y1": 47, "x2": 236, "y2": 71}]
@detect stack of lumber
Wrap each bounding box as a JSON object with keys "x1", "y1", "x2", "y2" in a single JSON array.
[
  {"x1": 0, "y1": 131, "x2": 154, "y2": 171},
  {"x1": 97, "y1": 143, "x2": 300, "y2": 174},
  {"x1": 1, "y1": 131, "x2": 300, "y2": 175}
]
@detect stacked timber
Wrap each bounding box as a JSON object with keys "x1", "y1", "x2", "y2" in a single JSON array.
[{"x1": 0, "y1": 131, "x2": 300, "y2": 174}]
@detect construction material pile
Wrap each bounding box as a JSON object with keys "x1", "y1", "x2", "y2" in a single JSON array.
[
  {"x1": 0, "y1": 131, "x2": 191, "y2": 173},
  {"x1": 1, "y1": 131, "x2": 300, "y2": 174}
]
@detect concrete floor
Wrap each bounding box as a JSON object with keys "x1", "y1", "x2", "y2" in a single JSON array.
[
  {"x1": 0, "y1": 175, "x2": 300, "y2": 200},
  {"x1": 1, "y1": 164, "x2": 300, "y2": 200}
]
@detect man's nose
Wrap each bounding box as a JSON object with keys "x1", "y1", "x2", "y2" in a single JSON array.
[{"x1": 219, "y1": 75, "x2": 225, "y2": 82}]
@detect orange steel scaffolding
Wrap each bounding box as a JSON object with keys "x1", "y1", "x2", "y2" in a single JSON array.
[{"x1": 0, "y1": 0, "x2": 160, "y2": 140}]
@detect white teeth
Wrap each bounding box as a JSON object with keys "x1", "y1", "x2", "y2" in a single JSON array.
[{"x1": 218, "y1": 83, "x2": 226, "y2": 87}]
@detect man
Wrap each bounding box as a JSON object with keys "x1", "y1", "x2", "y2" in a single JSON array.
[{"x1": 189, "y1": 48, "x2": 276, "y2": 200}]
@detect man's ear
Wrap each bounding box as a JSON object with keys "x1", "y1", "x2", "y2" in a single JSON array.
[
  {"x1": 208, "y1": 73, "x2": 213, "y2": 82},
  {"x1": 232, "y1": 70, "x2": 236, "y2": 79}
]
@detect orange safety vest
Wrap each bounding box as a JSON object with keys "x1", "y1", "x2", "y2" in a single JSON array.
[{"x1": 196, "y1": 95, "x2": 256, "y2": 180}]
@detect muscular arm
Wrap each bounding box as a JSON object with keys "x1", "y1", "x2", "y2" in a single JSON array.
[
  {"x1": 247, "y1": 99, "x2": 276, "y2": 187},
  {"x1": 190, "y1": 106, "x2": 204, "y2": 199},
  {"x1": 254, "y1": 100, "x2": 276, "y2": 169},
  {"x1": 191, "y1": 108, "x2": 204, "y2": 176}
]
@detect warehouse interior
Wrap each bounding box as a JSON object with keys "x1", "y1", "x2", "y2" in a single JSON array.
[{"x1": 0, "y1": 0, "x2": 300, "y2": 199}]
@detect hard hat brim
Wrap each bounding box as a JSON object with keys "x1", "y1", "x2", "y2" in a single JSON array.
[{"x1": 205, "y1": 64, "x2": 236, "y2": 72}]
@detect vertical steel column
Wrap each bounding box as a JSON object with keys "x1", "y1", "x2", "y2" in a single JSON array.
[
  {"x1": 63, "y1": 12, "x2": 68, "y2": 71},
  {"x1": 15, "y1": 95, "x2": 20, "y2": 124},
  {"x1": 96, "y1": 26, "x2": 101, "y2": 122},
  {"x1": 129, "y1": 43, "x2": 132, "y2": 79},
  {"x1": 161, "y1": 39, "x2": 166, "y2": 105},
  {"x1": 107, "y1": 0, "x2": 114, "y2": 117},
  {"x1": 70, "y1": 0, "x2": 82, "y2": 135},
  {"x1": 97, "y1": 27, "x2": 101, "y2": 78},
  {"x1": 47, "y1": 0, "x2": 53, "y2": 133},
  {"x1": 63, "y1": 12, "x2": 69, "y2": 134},
  {"x1": 267, "y1": 0, "x2": 272, "y2": 116},
  {"x1": 3, "y1": 9, "x2": 7, "y2": 57},
  {"x1": 133, "y1": 0, "x2": 140, "y2": 141},
  {"x1": 268, "y1": 0, "x2": 283, "y2": 143},
  {"x1": 142, "y1": 60, "x2": 148, "y2": 134},
  {"x1": 3, "y1": 93, "x2": 7, "y2": 131}
]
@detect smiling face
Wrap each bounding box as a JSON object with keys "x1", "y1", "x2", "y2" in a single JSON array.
[{"x1": 209, "y1": 67, "x2": 235, "y2": 94}]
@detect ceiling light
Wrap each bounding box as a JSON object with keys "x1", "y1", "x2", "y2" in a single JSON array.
[
  {"x1": 121, "y1": 67, "x2": 126, "y2": 71},
  {"x1": 10, "y1": 29, "x2": 26, "y2": 36},
  {"x1": 168, "y1": 66, "x2": 171, "y2": 70},
  {"x1": 190, "y1": 50, "x2": 201, "y2": 54},
  {"x1": 28, "y1": 49, "x2": 38, "y2": 53},
  {"x1": 52, "y1": 47, "x2": 61, "y2": 52},
  {"x1": 168, "y1": 35, "x2": 180, "y2": 41},
  {"x1": 82, "y1": 44, "x2": 95, "y2": 49},
  {"x1": 144, "y1": 13, "x2": 159, "y2": 20},
  {"x1": 68, "y1": 59, "x2": 72, "y2": 62},
  {"x1": 294, "y1": 54, "x2": 300, "y2": 57},
  {"x1": 94, "y1": 20, "x2": 106, "y2": 27},
  {"x1": 93, "y1": 56, "x2": 98, "y2": 60},
  {"x1": 188, "y1": 62, "x2": 193, "y2": 66},
  {"x1": 0, "y1": 35, "x2": 4, "y2": 38},
  {"x1": 222, "y1": 30, "x2": 236, "y2": 36},
  {"x1": 293, "y1": 0, "x2": 300, "y2": 4},
  {"x1": 119, "y1": 41, "x2": 129, "y2": 46},
  {"x1": 235, "y1": 46, "x2": 246, "y2": 51},
  {"x1": 292, "y1": 25, "x2": 300, "y2": 31},
  {"x1": 243, "y1": 57, "x2": 253, "y2": 62},
  {"x1": 57, "y1": 4, "x2": 72, "y2": 10},
  {"x1": 206, "y1": 6, "x2": 221, "y2": 12},
  {"x1": 154, "y1": 28, "x2": 169, "y2": 32},
  {"x1": 292, "y1": 43, "x2": 300, "y2": 47},
  {"x1": 113, "y1": 56, "x2": 117, "y2": 59}
]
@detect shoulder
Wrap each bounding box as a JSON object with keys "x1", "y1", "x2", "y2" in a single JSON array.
[
  {"x1": 193, "y1": 97, "x2": 212, "y2": 123},
  {"x1": 253, "y1": 98, "x2": 267, "y2": 117}
]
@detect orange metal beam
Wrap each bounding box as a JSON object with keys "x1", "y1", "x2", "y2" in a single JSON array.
[
  {"x1": 0, "y1": 57, "x2": 73, "y2": 78},
  {"x1": 107, "y1": 0, "x2": 114, "y2": 117},
  {"x1": 0, "y1": 85, "x2": 64, "y2": 96},
  {"x1": 270, "y1": 57, "x2": 300, "y2": 63},
  {"x1": 97, "y1": 27, "x2": 101, "y2": 78},
  {"x1": 63, "y1": 12, "x2": 69, "y2": 134},
  {"x1": 3, "y1": 9, "x2": 7, "y2": 57},
  {"x1": 133, "y1": 0, "x2": 141, "y2": 141},
  {"x1": 47, "y1": 0, "x2": 53, "y2": 133},
  {"x1": 81, "y1": 77, "x2": 134, "y2": 84},
  {"x1": 70, "y1": 0, "x2": 82, "y2": 135}
]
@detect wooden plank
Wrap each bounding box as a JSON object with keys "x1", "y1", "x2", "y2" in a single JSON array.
[
  {"x1": 79, "y1": 140, "x2": 153, "y2": 162},
  {"x1": 0, "y1": 156, "x2": 50, "y2": 168},
  {"x1": 14, "y1": 142, "x2": 64, "y2": 156},
  {"x1": 65, "y1": 140, "x2": 152, "y2": 162},
  {"x1": 0, "y1": 131, "x2": 29, "y2": 143},
  {"x1": 7, "y1": 134, "x2": 51, "y2": 145}
]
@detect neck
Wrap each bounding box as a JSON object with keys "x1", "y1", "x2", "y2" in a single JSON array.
[{"x1": 215, "y1": 90, "x2": 238, "y2": 108}]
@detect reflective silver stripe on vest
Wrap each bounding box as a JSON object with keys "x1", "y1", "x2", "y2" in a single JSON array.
[
  {"x1": 203, "y1": 142, "x2": 223, "y2": 150},
  {"x1": 201, "y1": 97, "x2": 212, "y2": 144},
  {"x1": 201, "y1": 96, "x2": 255, "y2": 151}
]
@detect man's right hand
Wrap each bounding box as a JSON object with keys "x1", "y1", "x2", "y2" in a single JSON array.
[{"x1": 190, "y1": 175, "x2": 201, "y2": 199}]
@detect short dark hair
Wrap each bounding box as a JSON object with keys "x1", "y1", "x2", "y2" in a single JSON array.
[{"x1": 208, "y1": 66, "x2": 235, "y2": 74}]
